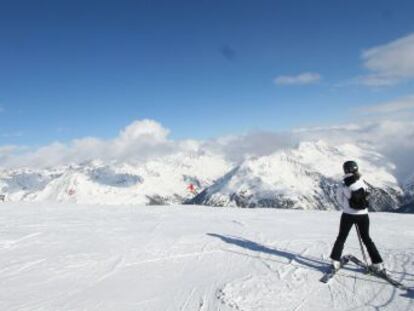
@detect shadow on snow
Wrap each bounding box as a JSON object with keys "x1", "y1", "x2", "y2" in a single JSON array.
[
  {"x1": 207, "y1": 233, "x2": 414, "y2": 300},
  {"x1": 207, "y1": 233, "x2": 329, "y2": 273}
]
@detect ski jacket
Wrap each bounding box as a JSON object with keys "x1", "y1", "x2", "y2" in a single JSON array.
[{"x1": 336, "y1": 173, "x2": 369, "y2": 215}]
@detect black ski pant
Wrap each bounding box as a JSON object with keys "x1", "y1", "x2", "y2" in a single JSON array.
[{"x1": 330, "y1": 213, "x2": 383, "y2": 264}]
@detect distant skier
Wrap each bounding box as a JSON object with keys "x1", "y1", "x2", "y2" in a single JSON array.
[
  {"x1": 330, "y1": 161, "x2": 385, "y2": 272},
  {"x1": 187, "y1": 183, "x2": 198, "y2": 195}
]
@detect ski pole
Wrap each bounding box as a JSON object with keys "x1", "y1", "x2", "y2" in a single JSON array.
[{"x1": 355, "y1": 224, "x2": 369, "y2": 272}]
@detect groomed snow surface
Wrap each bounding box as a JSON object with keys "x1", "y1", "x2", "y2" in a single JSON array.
[{"x1": 1, "y1": 203, "x2": 413, "y2": 311}]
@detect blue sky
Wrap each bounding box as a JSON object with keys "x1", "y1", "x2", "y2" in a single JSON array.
[{"x1": 1, "y1": 0, "x2": 414, "y2": 146}]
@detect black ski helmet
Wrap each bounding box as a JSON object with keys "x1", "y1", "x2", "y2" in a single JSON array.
[{"x1": 343, "y1": 161, "x2": 358, "y2": 174}]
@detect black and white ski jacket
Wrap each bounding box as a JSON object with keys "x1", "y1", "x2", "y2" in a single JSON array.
[{"x1": 336, "y1": 173, "x2": 369, "y2": 215}]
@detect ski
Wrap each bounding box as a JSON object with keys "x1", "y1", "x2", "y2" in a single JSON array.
[
  {"x1": 370, "y1": 269, "x2": 409, "y2": 290},
  {"x1": 320, "y1": 255, "x2": 351, "y2": 284},
  {"x1": 348, "y1": 255, "x2": 369, "y2": 272},
  {"x1": 348, "y1": 255, "x2": 409, "y2": 290}
]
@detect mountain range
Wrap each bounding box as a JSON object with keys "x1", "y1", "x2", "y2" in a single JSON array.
[{"x1": 1, "y1": 141, "x2": 412, "y2": 212}]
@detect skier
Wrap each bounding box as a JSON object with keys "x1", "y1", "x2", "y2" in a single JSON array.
[
  {"x1": 187, "y1": 183, "x2": 198, "y2": 195},
  {"x1": 330, "y1": 160, "x2": 385, "y2": 272}
]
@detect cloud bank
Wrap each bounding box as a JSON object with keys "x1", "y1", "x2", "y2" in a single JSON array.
[
  {"x1": 0, "y1": 120, "x2": 197, "y2": 169},
  {"x1": 1, "y1": 116, "x2": 413, "y2": 183},
  {"x1": 356, "y1": 95, "x2": 414, "y2": 114}
]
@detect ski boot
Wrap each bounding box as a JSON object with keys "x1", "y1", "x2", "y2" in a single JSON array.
[
  {"x1": 331, "y1": 259, "x2": 341, "y2": 271},
  {"x1": 370, "y1": 262, "x2": 386, "y2": 276}
]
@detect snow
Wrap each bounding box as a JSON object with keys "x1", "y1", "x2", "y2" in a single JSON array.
[
  {"x1": 0, "y1": 202, "x2": 413, "y2": 310},
  {"x1": 293, "y1": 141, "x2": 398, "y2": 188},
  {"x1": 193, "y1": 141, "x2": 402, "y2": 210},
  {"x1": 404, "y1": 174, "x2": 414, "y2": 198},
  {"x1": 0, "y1": 152, "x2": 231, "y2": 205},
  {"x1": 401, "y1": 175, "x2": 414, "y2": 212},
  {"x1": 0, "y1": 141, "x2": 408, "y2": 211}
]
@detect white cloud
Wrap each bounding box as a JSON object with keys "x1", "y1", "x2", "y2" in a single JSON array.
[
  {"x1": 119, "y1": 119, "x2": 169, "y2": 143},
  {"x1": 1, "y1": 131, "x2": 24, "y2": 138},
  {"x1": 359, "y1": 33, "x2": 414, "y2": 86},
  {"x1": 356, "y1": 95, "x2": 414, "y2": 114},
  {"x1": 201, "y1": 116, "x2": 414, "y2": 181},
  {"x1": 274, "y1": 72, "x2": 321, "y2": 85},
  {"x1": 0, "y1": 119, "x2": 193, "y2": 169},
  {"x1": 0, "y1": 145, "x2": 21, "y2": 156},
  {"x1": 1, "y1": 115, "x2": 414, "y2": 182},
  {"x1": 203, "y1": 131, "x2": 296, "y2": 163},
  {"x1": 0, "y1": 145, "x2": 27, "y2": 168}
]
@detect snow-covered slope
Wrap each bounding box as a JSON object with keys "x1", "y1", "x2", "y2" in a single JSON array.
[
  {"x1": 0, "y1": 168, "x2": 63, "y2": 201},
  {"x1": 190, "y1": 141, "x2": 402, "y2": 211},
  {"x1": 0, "y1": 202, "x2": 412, "y2": 310}
]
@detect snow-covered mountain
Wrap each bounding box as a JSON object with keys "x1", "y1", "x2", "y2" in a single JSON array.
[
  {"x1": 398, "y1": 175, "x2": 414, "y2": 213},
  {"x1": 189, "y1": 141, "x2": 402, "y2": 211},
  {"x1": 403, "y1": 174, "x2": 414, "y2": 200},
  {"x1": 0, "y1": 141, "x2": 407, "y2": 211},
  {"x1": 0, "y1": 152, "x2": 231, "y2": 205}
]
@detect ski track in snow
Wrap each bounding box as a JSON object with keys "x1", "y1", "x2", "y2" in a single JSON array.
[
  {"x1": 0, "y1": 232, "x2": 43, "y2": 249},
  {"x1": 94, "y1": 255, "x2": 125, "y2": 284},
  {"x1": 0, "y1": 203, "x2": 413, "y2": 311}
]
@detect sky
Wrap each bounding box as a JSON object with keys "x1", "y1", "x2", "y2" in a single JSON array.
[{"x1": 1, "y1": 0, "x2": 414, "y2": 180}]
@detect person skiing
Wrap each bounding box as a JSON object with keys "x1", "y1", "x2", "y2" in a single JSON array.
[
  {"x1": 187, "y1": 183, "x2": 198, "y2": 195},
  {"x1": 330, "y1": 160, "x2": 385, "y2": 272}
]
